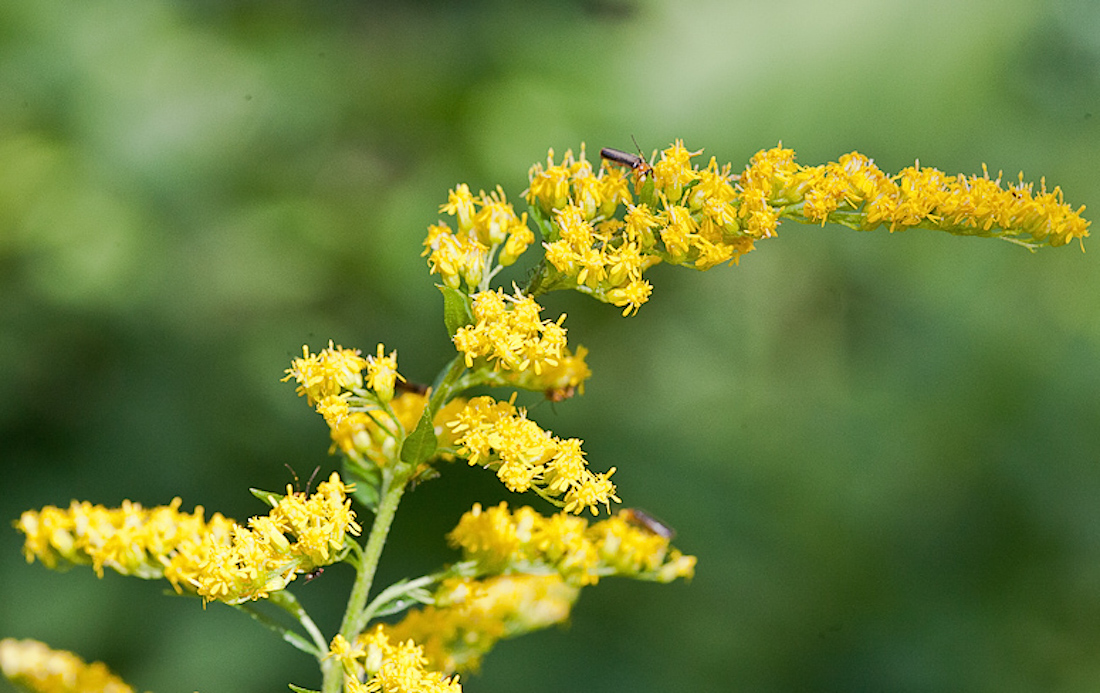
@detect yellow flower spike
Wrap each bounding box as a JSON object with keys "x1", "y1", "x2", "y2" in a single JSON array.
[
  {"x1": 447, "y1": 397, "x2": 614, "y2": 514},
  {"x1": 445, "y1": 503, "x2": 694, "y2": 587},
  {"x1": 165, "y1": 473, "x2": 361, "y2": 605},
  {"x1": 524, "y1": 140, "x2": 1085, "y2": 314},
  {"x1": 0, "y1": 638, "x2": 137, "y2": 693},
  {"x1": 15, "y1": 497, "x2": 225, "y2": 582},
  {"x1": 383, "y1": 574, "x2": 579, "y2": 675}
]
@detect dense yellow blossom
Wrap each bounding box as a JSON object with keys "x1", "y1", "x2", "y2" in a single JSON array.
[
  {"x1": 283, "y1": 341, "x2": 370, "y2": 406},
  {"x1": 526, "y1": 145, "x2": 632, "y2": 218},
  {"x1": 0, "y1": 638, "x2": 135, "y2": 693},
  {"x1": 16, "y1": 496, "x2": 233, "y2": 580},
  {"x1": 284, "y1": 341, "x2": 407, "y2": 407},
  {"x1": 446, "y1": 502, "x2": 696, "y2": 586},
  {"x1": 330, "y1": 627, "x2": 462, "y2": 693},
  {"x1": 424, "y1": 185, "x2": 534, "y2": 291},
  {"x1": 169, "y1": 473, "x2": 361, "y2": 604},
  {"x1": 742, "y1": 146, "x2": 1090, "y2": 247},
  {"x1": 16, "y1": 475, "x2": 361, "y2": 605},
  {"x1": 520, "y1": 140, "x2": 1088, "y2": 315},
  {"x1": 452, "y1": 289, "x2": 568, "y2": 376},
  {"x1": 383, "y1": 574, "x2": 578, "y2": 674},
  {"x1": 447, "y1": 397, "x2": 618, "y2": 515},
  {"x1": 284, "y1": 342, "x2": 461, "y2": 471}
]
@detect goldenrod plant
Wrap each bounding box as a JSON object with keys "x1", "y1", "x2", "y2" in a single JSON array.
[{"x1": 5, "y1": 141, "x2": 1088, "y2": 693}]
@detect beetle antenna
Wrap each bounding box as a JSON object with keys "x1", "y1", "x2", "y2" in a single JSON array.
[
  {"x1": 304, "y1": 465, "x2": 321, "y2": 496},
  {"x1": 283, "y1": 463, "x2": 301, "y2": 493}
]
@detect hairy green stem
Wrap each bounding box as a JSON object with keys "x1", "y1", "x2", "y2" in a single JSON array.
[{"x1": 319, "y1": 475, "x2": 406, "y2": 693}]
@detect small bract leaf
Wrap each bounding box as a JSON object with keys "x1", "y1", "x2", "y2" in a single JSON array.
[
  {"x1": 250, "y1": 487, "x2": 285, "y2": 508},
  {"x1": 439, "y1": 284, "x2": 474, "y2": 337},
  {"x1": 400, "y1": 406, "x2": 438, "y2": 466}
]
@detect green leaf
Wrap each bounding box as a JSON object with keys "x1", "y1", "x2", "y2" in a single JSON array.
[
  {"x1": 249, "y1": 487, "x2": 285, "y2": 508},
  {"x1": 371, "y1": 586, "x2": 435, "y2": 618},
  {"x1": 439, "y1": 284, "x2": 474, "y2": 337},
  {"x1": 399, "y1": 405, "x2": 438, "y2": 466},
  {"x1": 288, "y1": 685, "x2": 320, "y2": 693}
]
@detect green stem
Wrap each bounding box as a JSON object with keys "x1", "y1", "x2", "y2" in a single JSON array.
[
  {"x1": 428, "y1": 354, "x2": 468, "y2": 415},
  {"x1": 320, "y1": 473, "x2": 408, "y2": 693},
  {"x1": 355, "y1": 573, "x2": 441, "y2": 633},
  {"x1": 263, "y1": 590, "x2": 329, "y2": 657},
  {"x1": 232, "y1": 599, "x2": 324, "y2": 658}
]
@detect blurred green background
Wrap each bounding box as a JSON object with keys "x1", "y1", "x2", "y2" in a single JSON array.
[{"x1": 3, "y1": 0, "x2": 1099, "y2": 691}]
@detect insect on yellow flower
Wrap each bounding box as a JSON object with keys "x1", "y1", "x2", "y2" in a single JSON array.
[
  {"x1": 620, "y1": 507, "x2": 676, "y2": 541},
  {"x1": 600, "y1": 140, "x2": 652, "y2": 178}
]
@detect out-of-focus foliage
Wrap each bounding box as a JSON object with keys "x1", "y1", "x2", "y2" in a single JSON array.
[{"x1": 3, "y1": 1, "x2": 1099, "y2": 692}]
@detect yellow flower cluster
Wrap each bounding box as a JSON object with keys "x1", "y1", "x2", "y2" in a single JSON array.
[
  {"x1": 284, "y1": 341, "x2": 405, "y2": 406},
  {"x1": 329, "y1": 628, "x2": 461, "y2": 693},
  {"x1": 283, "y1": 340, "x2": 369, "y2": 406},
  {"x1": 527, "y1": 145, "x2": 634, "y2": 216},
  {"x1": 16, "y1": 496, "x2": 233, "y2": 580},
  {"x1": 447, "y1": 397, "x2": 618, "y2": 515},
  {"x1": 424, "y1": 184, "x2": 535, "y2": 291},
  {"x1": 16, "y1": 475, "x2": 360, "y2": 605},
  {"x1": 742, "y1": 146, "x2": 1090, "y2": 247},
  {"x1": 522, "y1": 141, "x2": 1088, "y2": 316},
  {"x1": 383, "y1": 574, "x2": 578, "y2": 675},
  {"x1": 168, "y1": 473, "x2": 361, "y2": 604},
  {"x1": 526, "y1": 142, "x2": 756, "y2": 316},
  {"x1": 0, "y1": 638, "x2": 135, "y2": 693},
  {"x1": 283, "y1": 341, "x2": 447, "y2": 469},
  {"x1": 451, "y1": 289, "x2": 568, "y2": 375},
  {"x1": 446, "y1": 502, "x2": 696, "y2": 586}
]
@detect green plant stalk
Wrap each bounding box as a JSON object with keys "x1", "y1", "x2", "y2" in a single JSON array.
[
  {"x1": 428, "y1": 354, "x2": 467, "y2": 416},
  {"x1": 319, "y1": 475, "x2": 406, "y2": 693},
  {"x1": 257, "y1": 590, "x2": 329, "y2": 657}
]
